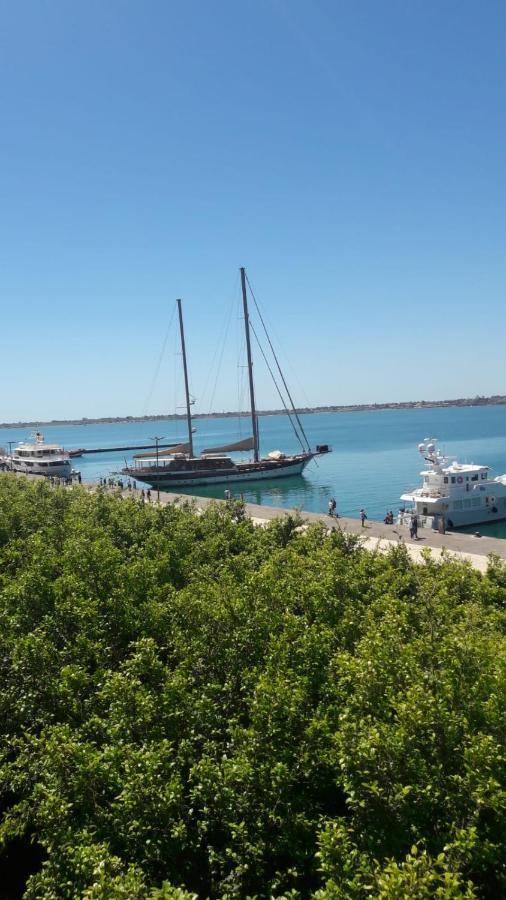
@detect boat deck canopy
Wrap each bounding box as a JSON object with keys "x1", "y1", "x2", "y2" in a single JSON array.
[{"x1": 401, "y1": 492, "x2": 442, "y2": 505}]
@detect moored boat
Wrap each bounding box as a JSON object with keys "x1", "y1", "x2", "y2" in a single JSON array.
[
  {"x1": 0, "y1": 431, "x2": 73, "y2": 478},
  {"x1": 400, "y1": 438, "x2": 506, "y2": 528},
  {"x1": 123, "y1": 268, "x2": 331, "y2": 490}
]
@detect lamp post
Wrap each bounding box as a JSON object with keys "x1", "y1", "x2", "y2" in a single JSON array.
[{"x1": 150, "y1": 435, "x2": 165, "y2": 503}]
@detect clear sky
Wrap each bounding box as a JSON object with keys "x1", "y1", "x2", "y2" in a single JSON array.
[{"x1": 1, "y1": 0, "x2": 505, "y2": 421}]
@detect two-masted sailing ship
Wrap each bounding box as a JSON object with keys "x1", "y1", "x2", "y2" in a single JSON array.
[{"x1": 122, "y1": 268, "x2": 331, "y2": 490}]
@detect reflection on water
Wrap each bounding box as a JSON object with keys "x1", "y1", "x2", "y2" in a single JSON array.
[
  {"x1": 1, "y1": 404, "x2": 506, "y2": 531},
  {"x1": 175, "y1": 473, "x2": 336, "y2": 516},
  {"x1": 458, "y1": 520, "x2": 506, "y2": 539}
]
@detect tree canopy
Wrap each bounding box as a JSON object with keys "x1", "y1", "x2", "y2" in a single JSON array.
[{"x1": 0, "y1": 475, "x2": 505, "y2": 898}]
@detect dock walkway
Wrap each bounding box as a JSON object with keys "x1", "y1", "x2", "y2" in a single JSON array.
[
  {"x1": 141, "y1": 488, "x2": 506, "y2": 573},
  {"x1": 8, "y1": 472, "x2": 506, "y2": 572}
]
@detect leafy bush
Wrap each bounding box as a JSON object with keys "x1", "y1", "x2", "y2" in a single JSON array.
[{"x1": 0, "y1": 475, "x2": 505, "y2": 898}]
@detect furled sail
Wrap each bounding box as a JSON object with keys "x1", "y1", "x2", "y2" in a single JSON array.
[
  {"x1": 202, "y1": 436, "x2": 255, "y2": 455},
  {"x1": 134, "y1": 442, "x2": 191, "y2": 460}
]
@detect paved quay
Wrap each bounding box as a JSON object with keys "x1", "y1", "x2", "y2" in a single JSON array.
[
  {"x1": 9, "y1": 473, "x2": 506, "y2": 572},
  {"x1": 133, "y1": 487, "x2": 506, "y2": 573}
]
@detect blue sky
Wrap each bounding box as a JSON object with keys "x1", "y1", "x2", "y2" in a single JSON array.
[{"x1": 1, "y1": 0, "x2": 505, "y2": 421}]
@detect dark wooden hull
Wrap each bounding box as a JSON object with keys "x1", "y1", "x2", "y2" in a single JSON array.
[{"x1": 123, "y1": 454, "x2": 313, "y2": 488}]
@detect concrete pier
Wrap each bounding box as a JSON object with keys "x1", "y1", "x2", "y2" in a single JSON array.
[
  {"x1": 7, "y1": 472, "x2": 506, "y2": 572},
  {"x1": 130, "y1": 487, "x2": 506, "y2": 572}
]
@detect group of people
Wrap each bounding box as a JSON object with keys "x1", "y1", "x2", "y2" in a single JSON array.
[
  {"x1": 97, "y1": 477, "x2": 157, "y2": 504},
  {"x1": 328, "y1": 500, "x2": 370, "y2": 526},
  {"x1": 408, "y1": 513, "x2": 419, "y2": 539},
  {"x1": 98, "y1": 476, "x2": 138, "y2": 491},
  {"x1": 49, "y1": 473, "x2": 81, "y2": 486},
  {"x1": 384, "y1": 507, "x2": 418, "y2": 538},
  {"x1": 328, "y1": 499, "x2": 420, "y2": 537},
  {"x1": 328, "y1": 500, "x2": 369, "y2": 528}
]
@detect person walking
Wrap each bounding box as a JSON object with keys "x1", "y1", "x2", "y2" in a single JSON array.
[
  {"x1": 410, "y1": 513, "x2": 418, "y2": 540},
  {"x1": 147, "y1": 489, "x2": 151, "y2": 502},
  {"x1": 328, "y1": 498, "x2": 337, "y2": 517},
  {"x1": 360, "y1": 508, "x2": 367, "y2": 527}
]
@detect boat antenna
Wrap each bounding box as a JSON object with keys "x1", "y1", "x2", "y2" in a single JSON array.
[
  {"x1": 240, "y1": 267, "x2": 259, "y2": 462},
  {"x1": 176, "y1": 298, "x2": 194, "y2": 458}
]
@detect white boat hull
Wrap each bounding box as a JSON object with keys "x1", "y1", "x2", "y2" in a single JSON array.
[
  {"x1": 402, "y1": 438, "x2": 506, "y2": 530},
  {"x1": 423, "y1": 505, "x2": 506, "y2": 529},
  {"x1": 407, "y1": 493, "x2": 506, "y2": 529},
  {"x1": 2, "y1": 458, "x2": 72, "y2": 478}
]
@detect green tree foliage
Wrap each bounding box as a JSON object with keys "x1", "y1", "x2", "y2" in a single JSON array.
[{"x1": 0, "y1": 475, "x2": 505, "y2": 898}]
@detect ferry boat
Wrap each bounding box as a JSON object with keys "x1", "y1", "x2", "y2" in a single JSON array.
[
  {"x1": 0, "y1": 431, "x2": 73, "y2": 478},
  {"x1": 400, "y1": 439, "x2": 506, "y2": 528},
  {"x1": 123, "y1": 268, "x2": 331, "y2": 490}
]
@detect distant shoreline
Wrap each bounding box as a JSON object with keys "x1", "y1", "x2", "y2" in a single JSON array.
[{"x1": 2, "y1": 395, "x2": 506, "y2": 429}]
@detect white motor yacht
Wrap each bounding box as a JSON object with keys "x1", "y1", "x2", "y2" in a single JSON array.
[
  {"x1": 400, "y1": 438, "x2": 506, "y2": 529},
  {"x1": 0, "y1": 431, "x2": 73, "y2": 478}
]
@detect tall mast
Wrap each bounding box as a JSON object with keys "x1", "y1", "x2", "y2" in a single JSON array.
[
  {"x1": 240, "y1": 267, "x2": 259, "y2": 462},
  {"x1": 177, "y1": 298, "x2": 194, "y2": 458}
]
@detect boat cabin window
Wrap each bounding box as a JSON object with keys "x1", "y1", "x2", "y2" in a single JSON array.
[
  {"x1": 451, "y1": 476, "x2": 456, "y2": 484},
  {"x1": 443, "y1": 477, "x2": 448, "y2": 484},
  {"x1": 471, "y1": 474, "x2": 479, "y2": 481},
  {"x1": 481, "y1": 472, "x2": 487, "y2": 479}
]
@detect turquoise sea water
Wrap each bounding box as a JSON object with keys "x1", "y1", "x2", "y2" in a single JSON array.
[{"x1": 2, "y1": 405, "x2": 506, "y2": 536}]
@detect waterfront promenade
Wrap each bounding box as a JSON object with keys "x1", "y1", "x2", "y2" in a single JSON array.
[
  {"x1": 7, "y1": 472, "x2": 506, "y2": 571},
  {"x1": 135, "y1": 486, "x2": 506, "y2": 573}
]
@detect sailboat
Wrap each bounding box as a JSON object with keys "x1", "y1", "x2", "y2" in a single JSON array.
[{"x1": 122, "y1": 268, "x2": 331, "y2": 489}]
